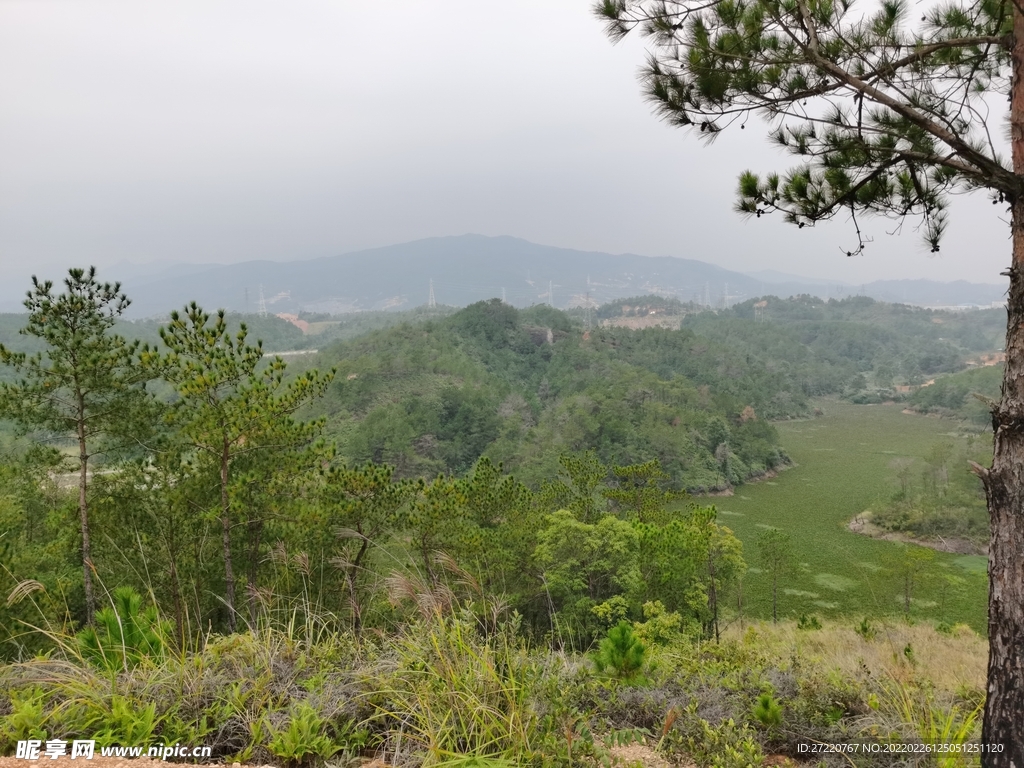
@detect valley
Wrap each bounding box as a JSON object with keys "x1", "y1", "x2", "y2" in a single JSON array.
[{"x1": 703, "y1": 400, "x2": 988, "y2": 631}]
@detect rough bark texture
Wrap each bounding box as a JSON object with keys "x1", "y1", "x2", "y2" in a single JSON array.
[
  {"x1": 981, "y1": 13, "x2": 1024, "y2": 760},
  {"x1": 982, "y1": 226, "x2": 1024, "y2": 765}
]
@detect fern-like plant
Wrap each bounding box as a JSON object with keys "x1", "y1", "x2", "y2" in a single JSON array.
[
  {"x1": 89, "y1": 696, "x2": 161, "y2": 748},
  {"x1": 592, "y1": 620, "x2": 647, "y2": 684},
  {"x1": 267, "y1": 703, "x2": 340, "y2": 767},
  {"x1": 0, "y1": 688, "x2": 48, "y2": 751}
]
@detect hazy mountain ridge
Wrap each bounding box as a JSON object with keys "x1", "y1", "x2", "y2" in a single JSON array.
[{"x1": 10, "y1": 235, "x2": 1003, "y2": 317}]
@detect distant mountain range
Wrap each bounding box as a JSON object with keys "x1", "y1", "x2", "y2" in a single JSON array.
[{"x1": 4, "y1": 235, "x2": 1007, "y2": 317}]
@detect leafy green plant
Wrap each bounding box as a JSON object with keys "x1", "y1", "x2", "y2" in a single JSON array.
[
  {"x1": 591, "y1": 621, "x2": 647, "y2": 684},
  {"x1": 268, "y1": 703, "x2": 341, "y2": 767},
  {"x1": 76, "y1": 586, "x2": 170, "y2": 672},
  {"x1": 676, "y1": 716, "x2": 764, "y2": 768}
]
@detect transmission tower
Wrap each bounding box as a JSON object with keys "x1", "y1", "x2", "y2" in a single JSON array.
[
  {"x1": 257, "y1": 285, "x2": 268, "y2": 318},
  {"x1": 585, "y1": 290, "x2": 592, "y2": 332},
  {"x1": 501, "y1": 287, "x2": 506, "y2": 304},
  {"x1": 428, "y1": 279, "x2": 436, "y2": 309},
  {"x1": 548, "y1": 280, "x2": 553, "y2": 307}
]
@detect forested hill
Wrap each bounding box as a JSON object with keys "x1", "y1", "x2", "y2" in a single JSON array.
[
  {"x1": 311, "y1": 300, "x2": 783, "y2": 491},
  {"x1": 309, "y1": 296, "x2": 1002, "y2": 490},
  {"x1": 682, "y1": 295, "x2": 1004, "y2": 390}
]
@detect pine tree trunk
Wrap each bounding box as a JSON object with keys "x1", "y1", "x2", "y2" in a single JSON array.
[
  {"x1": 346, "y1": 536, "x2": 370, "y2": 634},
  {"x1": 220, "y1": 437, "x2": 236, "y2": 633},
  {"x1": 980, "y1": 14, "x2": 1024, "y2": 759},
  {"x1": 981, "y1": 211, "x2": 1024, "y2": 764},
  {"x1": 77, "y1": 410, "x2": 95, "y2": 625}
]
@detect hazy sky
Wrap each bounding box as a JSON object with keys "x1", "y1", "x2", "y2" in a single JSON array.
[{"x1": 0, "y1": 1, "x2": 1010, "y2": 287}]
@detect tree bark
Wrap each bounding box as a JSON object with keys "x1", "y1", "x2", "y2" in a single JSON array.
[
  {"x1": 77, "y1": 405, "x2": 95, "y2": 625},
  {"x1": 982, "y1": 251, "x2": 1024, "y2": 764},
  {"x1": 220, "y1": 437, "x2": 236, "y2": 633},
  {"x1": 981, "y1": 12, "x2": 1024, "y2": 760},
  {"x1": 345, "y1": 534, "x2": 370, "y2": 634}
]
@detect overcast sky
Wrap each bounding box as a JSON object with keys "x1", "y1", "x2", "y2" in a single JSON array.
[{"x1": 0, "y1": 1, "x2": 1010, "y2": 288}]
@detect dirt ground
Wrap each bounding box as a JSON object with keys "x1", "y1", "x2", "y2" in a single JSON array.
[
  {"x1": 0, "y1": 759, "x2": 693, "y2": 768},
  {"x1": 0, "y1": 761, "x2": 275, "y2": 768}
]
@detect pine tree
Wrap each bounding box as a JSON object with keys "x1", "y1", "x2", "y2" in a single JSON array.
[
  {"x1": 142, "y1": 304, "x2": 333, "y2": 632},
  {"x1": 597, "y1": 1, "x2": 1022, "y2": 756},
  {"x1": 756, "y1": 527, "x2": 793, "y2": 623},
  {"x1": 0, "y1": 268, "x2": 146, "y2": 624},
  {"x1": 592, "y1": 620, "x2": 647, "y2": 683}
]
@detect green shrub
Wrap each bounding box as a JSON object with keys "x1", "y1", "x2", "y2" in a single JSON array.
[{"x1": 668, "y1": 709, "x2": 765, "y2": 768}]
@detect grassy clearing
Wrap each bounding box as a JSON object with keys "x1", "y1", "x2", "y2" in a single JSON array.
[
  {"x1": 725, "y1": 619, "x2": 986, "y2": 696},
  {"x1": 697, "y1": 400, "x2": 988, "y2": 631}
]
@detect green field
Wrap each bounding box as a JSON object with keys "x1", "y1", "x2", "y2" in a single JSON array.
[{"x1": 697, "y1": 400, "x2": 989, "y2": 631}]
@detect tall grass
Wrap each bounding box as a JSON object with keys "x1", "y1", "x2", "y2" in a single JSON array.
[
  {"x1": 1, "y1": 572, "x2": 993, "y2": 767},
  {"x1": 367, "y1": 610, "x2": 538, "y2": 767}
]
